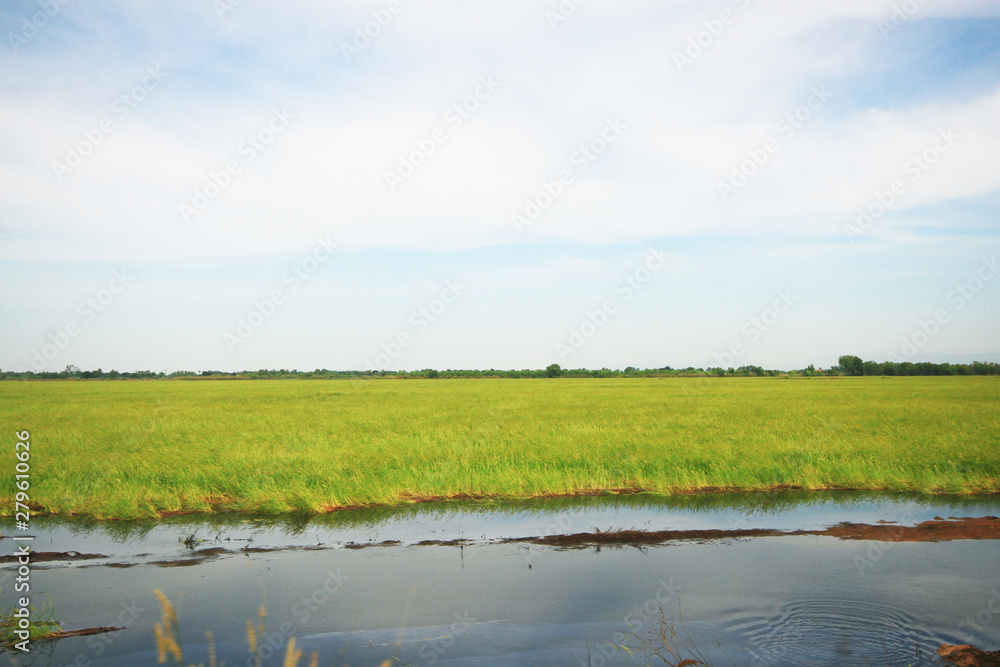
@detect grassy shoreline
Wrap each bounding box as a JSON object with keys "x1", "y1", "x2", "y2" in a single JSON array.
[{"x1": 2, "y1": 377, "x2": 998, "y2": 520}]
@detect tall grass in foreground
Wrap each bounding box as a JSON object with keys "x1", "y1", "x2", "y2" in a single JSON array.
[
  {"x1": 1, "y1": 377, "x2": 998, "y2": 519},
  {"x1": 149, "y1": 590, "x2": 704, "y2": 667},
  {"x1": 0, "y1": 597, "x2": 61, "y2": 650},
  {"x1": 152, "y1": 590, "x2": 390, "y2": 667},
  {"x1": 611, "y1": 604, "x2": 716, "y2": 667}
]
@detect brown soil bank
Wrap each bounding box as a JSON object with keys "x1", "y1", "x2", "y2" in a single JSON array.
[
  {"x1": 939, "y1": 643, "x2": 1000, "y2": 666},
  {"x1": 13, "y1": 517, "x2": 997, "y2": 566},
  {"x1": 505, "y1": 516, "x2": 1000, "y2": 549},
  {"x1": 817, "y1": 515, "x2": 1000, "y2": 542},
  {"x1": 0, "y1": 550, "x2": 106, "y2": 563}
]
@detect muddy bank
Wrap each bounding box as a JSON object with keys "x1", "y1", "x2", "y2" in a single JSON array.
[
  {"x1": 0, "y1": 550, "x2": 106, "y2": 563},
  {"x1": 504, "y1": 526, "x2": 788, "y2": 548},
  {"x1": 500, "y1": 515, "x2": 1000, "y2": 549},
  {"x1": 819, "y1": 516, "x2": 1000, "y2": 542},
  {"x1": 939, "y1": 643, "x2": 1000, "y2": 666},
  {"x1": 9, "y1": 516, "x2": 997, "y2": 566}
]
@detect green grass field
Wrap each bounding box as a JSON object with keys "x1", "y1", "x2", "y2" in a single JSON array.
[{"x1": 1, "y1": 377, "x2": 998, "y2": 519}]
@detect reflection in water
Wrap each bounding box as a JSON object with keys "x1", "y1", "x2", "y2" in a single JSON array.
[
  {"x1": 8, "y1": 489, "x2": 1000, "y2": 545},
  {"x1": 1, "y1": 492, "x2": 999, "y2": 666},
  {"x1": 716, "y1": 597, "x2": 951, "y2": 666}
]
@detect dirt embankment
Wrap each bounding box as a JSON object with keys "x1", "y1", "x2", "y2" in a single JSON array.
[
  {"x1": 6, "y1": 516, "x2": 997, "y2": 565},
  {"x1": 818, "y1": 516, "x2": 1000, "y2": 542},
  {"x1": 501, "y1": 516, "x2": 1000, "y2": 549},
  {"x1": 939, "y1": 643, "x2": 1000, "y2": 666}
]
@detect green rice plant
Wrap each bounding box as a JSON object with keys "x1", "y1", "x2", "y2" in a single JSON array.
[
  {"x1": 0, "y1": 377, "x2": 997, "y2": 519},
  {"x1": 0, "y1": 595, "x2": 62, "y2": 651}
]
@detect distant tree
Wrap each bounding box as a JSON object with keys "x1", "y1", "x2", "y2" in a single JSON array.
[
  {"x1": 862, "y1": 361, "x2": 881, "y2": 376},
  {"x1": 545, "y1": 363, "x2": 562, "y2": 378},
  {"x1": 838, "y1": 355, "x2": 864, "y2": 376}
]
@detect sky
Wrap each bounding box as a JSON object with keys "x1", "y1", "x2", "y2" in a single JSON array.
[{"x1": 1, "y1": 0, "x2": 999, "y2": 373}]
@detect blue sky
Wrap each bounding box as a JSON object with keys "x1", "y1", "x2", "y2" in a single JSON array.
[{"x1": 1, "y1": 0, "x2": 998, "y2": 372}]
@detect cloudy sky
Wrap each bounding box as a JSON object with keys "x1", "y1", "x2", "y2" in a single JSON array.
[{"x1": 1, "y1": 0, "x2": 998, "y2": 373}]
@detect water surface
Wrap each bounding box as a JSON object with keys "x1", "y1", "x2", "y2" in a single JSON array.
[{"x1": 2, "y1": 491, "x2": 998, "y2": 666}]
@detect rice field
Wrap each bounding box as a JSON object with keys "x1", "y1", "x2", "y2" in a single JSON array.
[{"x1": 1, "y1": 376, "x2": 998, "y2": 519}]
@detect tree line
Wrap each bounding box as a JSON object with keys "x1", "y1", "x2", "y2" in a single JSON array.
[{"x1": 2, "y1": 357, "x2": 998, "y2": 381}]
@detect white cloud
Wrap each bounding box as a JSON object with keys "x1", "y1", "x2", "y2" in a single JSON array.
[
  {"x1": 3, "y1": 1, "x2": 998, "y2": 261},
  {"x1": 1, "y1": 0, "x2": 998, "y2": 370}
]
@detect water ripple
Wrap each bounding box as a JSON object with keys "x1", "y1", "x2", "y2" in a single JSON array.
[{"x1": 716, "y1": 597, "x2": 949, "y2": 666}]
